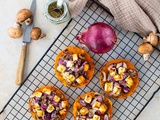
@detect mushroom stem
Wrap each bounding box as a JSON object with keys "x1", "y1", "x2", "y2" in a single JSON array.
[
  {"x1": 40, "y1": 33, "x2": 46, "y2": 39},
  {"x1": 25, "y1": 18, "x2": 32, "y2": 26},
  {"x1": 14, "y1": 22, "x2": 22, "y2": 28},
  {"x1": 143, "y1": 53, "x2": 150, "y2": 61}
]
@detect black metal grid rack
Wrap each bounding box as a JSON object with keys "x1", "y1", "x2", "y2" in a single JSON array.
[{"x1": 1, "y1": 0, "x2": 160, "y2": 120}]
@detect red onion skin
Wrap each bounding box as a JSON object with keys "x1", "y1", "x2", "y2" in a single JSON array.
[{"x1": 76, "y1": 22, "x2": 117, "y2": 54}]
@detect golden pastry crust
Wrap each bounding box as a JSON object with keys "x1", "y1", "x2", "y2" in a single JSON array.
[
  {"x1": 28, "y1": 86, "x2": 69, "y2": 120},
  {"x1": 72, "y1": 92, "x2": 112, "y2": 120},
  {"x1": 54, "y1": 46, "x2": 95, "y2": 88},
  {"x1": 100, "y1": 58, "x2": 139, "y2": 99}
]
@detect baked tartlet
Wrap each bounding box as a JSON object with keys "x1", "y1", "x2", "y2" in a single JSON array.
[
  {"x1": 28, "y1": 86, "x2": 69, "y2": 120},
  {"x1": 100, "y1": 58, "x2": 139, "y2": 98},
  {"x1": 72, "y1": 92, "x2": 112, "y2": 120},
  {"x1": 54, "y1": 46, "x2": 95, "y2": 88}
]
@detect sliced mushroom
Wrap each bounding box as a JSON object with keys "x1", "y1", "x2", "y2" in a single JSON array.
[
  {"x1": 7, "y1": 22, "x2": 23, "y2": 38},
  {"x1": 16, "y1": 9, "x2": 32, "y2": 26},
  {"x1": 138, "y1": 43, "x2": 153, "y2": 61},
  {"x1": 143, "y1": 32, "x2": 159, "y2": 46},
  {"x1": 30, "y1": 27, "x2": 46, "y2": 40}
]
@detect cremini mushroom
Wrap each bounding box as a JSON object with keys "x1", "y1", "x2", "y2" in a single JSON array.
[
  {"x1": 138, "y1": 43, "x2": 153, "y2": 61},
  {"x1": 7, "y1": 22, "x2": 23, "y2": 38},
  {"x1": 16, "y1": 9, "x2": 32, "y2": 26},
  {"x1": 30, "y1": 27, "x2": 46, "y2": 40},
  {"x1": 143, "y1": 32, "x2": 159, "y2": 46}
]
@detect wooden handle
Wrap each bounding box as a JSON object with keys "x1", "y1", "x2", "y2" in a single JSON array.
[{"x1": 15, "y1": 43, "x2": 27, "y2": 85}]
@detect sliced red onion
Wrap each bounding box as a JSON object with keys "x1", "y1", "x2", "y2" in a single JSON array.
[
  {"x1": 77, "y1": 59, "x2": 82, "y2": 66},
  {"x1": 34, "y1": 97, "x2": 39, "y2": 103},
  {"x1": 96, "y1": 110, "x2": 103, "y2": 115},
  {"x1": 119, "y1": 80, "x2": 127, "y2": 87},
  {"x1": 59, "y1": 102, "x2": 62, "y2": 109},
  {"x1": 88, "y1": 112, "x2": 93, "y2": 118},
  {"x1": 48, "y1": 95, "x2": 54, "y2": 100},
  {"x1": 104, "y1": 114, "x2": 109, "y2": 120},
  {"x1": 50, "y1": 100, "x2": 58, "y2": 105},
  {"x1": 51, "y1": 111, "x2": 56, "y2": 118},
  {"x1": 122, "y1": 73, "x2": 129, "y2": 79},
  {"x1": 58, "y1": 59, "x2": 66, "y2": 66},
  {"x1": 45, "y1": 113, "x2": 51, "y2": 120},
  {"x1": 79, "y1": 99, "x2": 87, "y2": 106},
  {"x1": 80, "y1": 115, "x2": 87, "y2": 119},
  {"x1": 41, "y1": 103, "x2": 47, "y2": 110},
  {"x1": 91, "y1": 98, "x2": 97, "y2": 106},
  {"x1": 82, "y1": 61, "x2": 88, "y2": 66},
  {"x1": 116, "y1": 62, "x2": 123, "y2": 68},
  {"x1": 69, "y1": 55, "x2": 73, "y2": 61},
  {"x1": 96, "y1": 95, "x2": 103, "y2": 102},
  {"x1": 123, "y1": 86, "x2": 130, "y2": 93},
  {"x1": 107, "y1": 75, "x2": 112, "y2": 82}
]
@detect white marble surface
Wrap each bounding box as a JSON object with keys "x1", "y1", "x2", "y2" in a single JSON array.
[{"x1": 0, "y1": 0, "x2": 160, "y2": 120}]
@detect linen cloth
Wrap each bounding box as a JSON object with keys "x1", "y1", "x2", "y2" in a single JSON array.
[{"x1": 68, "y1": 0, "x2": 160, "y2": 36}]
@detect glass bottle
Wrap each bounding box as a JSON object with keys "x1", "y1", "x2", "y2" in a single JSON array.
[{"x1": 44, "y1": 0, "x2": 71, "y2": 24}]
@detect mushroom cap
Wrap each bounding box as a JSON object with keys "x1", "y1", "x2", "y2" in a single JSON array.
[
  {"x1": 16, "y1": 9, "x2": 32, "y2": 22},
  {"x1": 149, "y1": 32, "x2": 159, "y2": 46},
  {"x1": 7, "y1": 27, "x2": 23, "y2": 38},
  {"x1": 138, "y1": 43, "x2": 153, "y2": 54},
  {"x1": 30, "y1": 27, "x2": 41, "y2": 40}
]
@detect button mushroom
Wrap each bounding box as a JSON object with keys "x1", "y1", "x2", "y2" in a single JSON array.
[
  {"x1": 16, "y1": 9, "x2": 32, "y2": 26},
  {"x1": 143, "y1": 32, "x2": 159, "y2": 46},
  {"x1": 30, "y1": 27, "x2": 46, "y2": 40},
  {"x1": 7, "y1": 22, "x2": 23, "y2": 38},
  {"x1": 138, "y1": 43, "x2": 153, "y2": 61}
]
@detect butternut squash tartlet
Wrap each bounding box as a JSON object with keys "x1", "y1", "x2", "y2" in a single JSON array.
[
  {"x1": 72, "y1": 92, "x2": 112, "y2": 120},
  {"x1": 54, "y1": 46, "x2": 95, "y2": 88},
  {"x1": 100, "y1": 58, "x2": 139, "y2": 99},
  {"x1": 28, "y1": 86, "x2": 69, "y2": 120}
]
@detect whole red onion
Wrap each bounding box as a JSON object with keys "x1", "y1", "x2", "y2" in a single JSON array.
[{"x1": 76, "y1": 22, "x2": 117, "y2": 54}]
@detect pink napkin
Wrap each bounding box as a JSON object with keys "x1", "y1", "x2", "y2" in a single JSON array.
[{"x1": 68, "y1": 0, "x2": 160, "y2": 36}]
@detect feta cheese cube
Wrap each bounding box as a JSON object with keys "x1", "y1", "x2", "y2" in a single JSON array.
[
  {"x1": 125, "y1": 76, "x2": 133, "y2": 87},
  {"x1": 99, "y1": 104, "x2": 108, "y2": 114},
  {"x1": 61, "y1": 101, "x2": 68, "y2": 108},
  {"x1": 54, "y1": 95, "x2": 61, "y2": 103},
  {"x1": 42, "y1": 88, "x2": 51, "y2": 95},
  {"x1": 36, "y1": 110, "x2": 44, "y2": 117},
  {"x1": 33, "y1": 103, "x2": 40, "y2": 110},
  {"x1": 118, "y1": 67, "x2": 126, "y2": 74},
  {"x1": 57, "y1": 64, "x2": 66, "y2": 72},
  {"x1": 92, "y1": 114, "x2": 100, "y2": 120},
  {"x1": 62, "y1": 72, "x2": 70, "y2": 79},
  {"x1": 76, "y1": 76, "x2": 85, "y2": 84},
  {"x1": 66, "y1": 61, "x2": 74, "y2": 68},
  {"x1": 46, "y1": 104, "x2": 55, "y2": 113},
  {"x1": 104, "y1": 82, "x2": 113, "y2": 92},
  {"x1": 92, "y1": 101, "x2": 101, "y2": 110},
  {"x1": 113, "y1": 74, "x2": 123, "y2": 81},
  {"x1": 33, "y1": 91, "x2": 42, "y2": 97},
  {"x1": 84, "y1": 64, "x2": 89, "y2": 71},
  {"x1": 109, "y1": 68, "x2": 117, "y2": 76},
  {"x1": 80, "y1": 107, "x2": 89, "y2": 116},
  {"x1": 113, "y1": 84, "x2": 121, "y2": 96},
  {"x1": 73, "y1": 54, "x2": 78, "y2": 61},
  {"x1": 59, "y1": 109, "x2": 67, "y2": 115},
  {"x1": 68, "y1": 74, "x2": 75, "y2": 83},
  {"x1": 84, "y1": 94, "x2": 92, "y2": 103}
]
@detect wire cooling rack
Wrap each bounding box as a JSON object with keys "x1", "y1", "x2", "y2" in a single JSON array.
[{"x1": 1, "y1": 0, "x2": 160, "y2": 120}]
